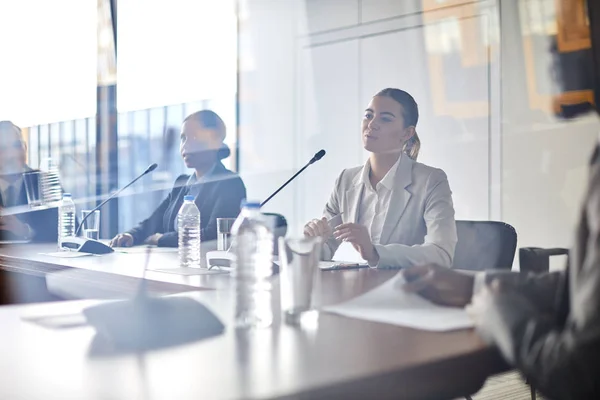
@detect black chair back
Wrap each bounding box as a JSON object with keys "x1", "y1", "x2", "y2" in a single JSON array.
[
  {"x1": 263, "y1": 212, "x2": 288, "y2": 254},
  {"x1": 453, "y1": 221, "x2": 517, "y2": 271}
]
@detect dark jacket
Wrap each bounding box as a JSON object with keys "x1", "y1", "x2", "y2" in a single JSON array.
[
  {"x1": 0, "y1": 168, "x2": 59, "y2": 243},
  {"x1": 478, "y1": 145, "x2": 600, "y2": 399},
  {"x1": 126, "y1": 162, "x2": 246, "y2": 247}
]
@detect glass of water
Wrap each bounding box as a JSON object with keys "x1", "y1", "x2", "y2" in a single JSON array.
[
  {"x1": 81, "y1": 210, "x2": 100, "y2": 240},
  {"x1": 217, "y1": 217, "x2": 236, "y2": 251},
  {"x1": 278, "y1": 236, "x2": 322, "y2": 324},
  {"x1": 23, "y1": 171, "x2": 44, "y2": 209}
]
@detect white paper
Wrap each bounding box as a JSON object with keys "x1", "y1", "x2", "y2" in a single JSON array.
[
  {"x1": 41, "y1": 252, "x2": 94, "y2": 258},
  {"x1": 152, "y1": 267, "x2": 229, "y2": 276},
  {"x1": 332, "y1": 241, "x2": 367, "y2": 263},
  {"x1": 323, "y1": 273, "x2": 474, "y2": 331},
  {"x1": 113, "y1": 247, "x2": 178, "y2": 254}
]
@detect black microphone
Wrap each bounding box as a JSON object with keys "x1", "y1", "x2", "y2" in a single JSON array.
[
  {"x1": 260, "y1": 150, "x2": 326, "y2": 208},
  {"x1": 309, "y1": 149, "x2": 326, "y2": 164},
  {"x1": 60, "y1": 163, "x2": 158, "y2": 254}
]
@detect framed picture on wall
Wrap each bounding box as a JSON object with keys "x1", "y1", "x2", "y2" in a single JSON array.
[
  {"x1": 521, "y1": 0, "x2": 594, "y2": 114},
  {"x1": 421, "y1": 0, "x2": 498, "y2": 118}
]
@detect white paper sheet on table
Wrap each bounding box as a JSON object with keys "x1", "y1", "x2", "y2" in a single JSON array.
[
  {"x1": 332, "y1": 241, "x2": 367, "y2": 263},
  {"x1": 41, "y1": 252, "x2": 94, "y2": 258},
  {"x1": 323, "y1": 272, "x2": 474, "y2": 331},
  {"x1": 152, "y1": 267, "x2": 229, "y2": 276},
  {"x1": 113, "y1": 247, "x2": 178, "y2": 254}
]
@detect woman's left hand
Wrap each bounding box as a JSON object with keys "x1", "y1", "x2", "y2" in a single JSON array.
[{"x1": 333, "y1": 223, "x2": 378, "y2": 264}]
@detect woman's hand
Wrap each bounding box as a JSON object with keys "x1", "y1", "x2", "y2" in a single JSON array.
[
  {"x1": 303, "y1": 217, "x2": 332, "y2": 239},
  {"x1": 110, "y1": 233, "x2": 134, "y2": 247},
  {"x1": 333, "y1": 223, "x2": 378, "y2": 264}
]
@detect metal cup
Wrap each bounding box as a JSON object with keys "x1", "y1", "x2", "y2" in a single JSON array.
[{"x1": 278, "y1": 236, "x2": 322, "y2": 324}]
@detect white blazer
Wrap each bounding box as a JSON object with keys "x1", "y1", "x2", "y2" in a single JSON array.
[{"x1": 322, "y1": 155, "x2": 457, "y2": 268}]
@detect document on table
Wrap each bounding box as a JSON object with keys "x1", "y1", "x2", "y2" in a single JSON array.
[
  {"x1": 323, "y1": 272, "x2": 474, "y2": 331},
  {"x1": 0, "y1": 240, "x2": 31, "y2": 245},
  {"x1": 41, "y1": 252, "x2": 94, "y2": 258},
  {"x1": 332, "y1": 241, "x2": 367, "y2": 263},
  {"x1": 113, "y1": 247, "x2": 178, "y2": 254},
  {"x1": 152, "y1": 267, "x2": 229, "y2": 276}
]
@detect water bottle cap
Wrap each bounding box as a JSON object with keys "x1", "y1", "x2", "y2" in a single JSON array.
[
  {"x1": 62, "y1": 193, "x2": 72, "y2": 198},
  {"x1": 184, "y1": 195, "x2": 195, "y2": 201},
  {"x1": 241, "y1": 200, "x2": 261, "y2": 209}
]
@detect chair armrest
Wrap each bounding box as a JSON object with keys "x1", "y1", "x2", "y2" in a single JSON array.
[{"x1": 519, "y1": 247, "x2": 569, "y2": 274}]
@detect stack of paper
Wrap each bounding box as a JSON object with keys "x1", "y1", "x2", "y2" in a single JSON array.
[{"x1": 323, "y1": 273, "x2": 474, "y2": 331}]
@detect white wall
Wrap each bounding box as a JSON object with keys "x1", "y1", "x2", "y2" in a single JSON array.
[{"x1": 240, "y1": 0, "x2": 599, "y2": 268}]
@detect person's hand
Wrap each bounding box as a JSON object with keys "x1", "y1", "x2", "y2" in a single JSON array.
[
  {"x1": 144, "y1": 233, "x2": 163, "y2": 246},
  {"x1": 333, "y1": 223, "x2": 378, "y2": 264},
  {"x1": 466, "y1": 279, "x2": 504, "y2": 325},
  {"x1": 303, "y1": 217, "x2": 332, "y2": 239},
  {"x1": 402, "y1": 264, "x2": 475, "y2": 307},
  {"x1": 110, "y1": 233, "x2": 134, "y2": 247},
  {"x1": 0, "y1": 212, "x2": 31, "y2": 238}
]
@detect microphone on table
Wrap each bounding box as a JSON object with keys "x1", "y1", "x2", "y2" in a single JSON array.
[
  {"x1": 260, "y1": 149, "x2": 326, "y2": 207},
  {"x1": 84, "y1": 246, "x2": 225, "y2": 353},
  {"x1": 206, "y1": 150, "x2": 327, "y2": 270},
  {"x1": 60, "y1": 163, "x2": 159, "y2": 255}
]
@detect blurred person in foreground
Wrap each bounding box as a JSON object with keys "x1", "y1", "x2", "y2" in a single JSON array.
[
  {"x1": 110, "y1": 110, "x2": 246, "y2": 248},
  {"x1": 401, "y1": 3, "x2": 600, "y2": 398},
  {"x1": 0, "y1": 121, "x2": 59, "y2": 242}
]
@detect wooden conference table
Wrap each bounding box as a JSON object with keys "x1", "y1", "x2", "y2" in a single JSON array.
[{"x1": 0, "y1": 243, "x2": 508, "y2": 399}]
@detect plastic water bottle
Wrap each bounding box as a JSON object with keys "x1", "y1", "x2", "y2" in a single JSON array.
[
  {"x1": 232, "y1": 201, "x2": 274, "y2": 329},
  {"x1": 40, "y1": 158, "x2": 63, "y2": 205},
  {"x1": 178, "y1": 195, "x2": 201, "y2": 268},
  {"x1": 58, "y1": 193, "x2": 76, "y2": 249}
]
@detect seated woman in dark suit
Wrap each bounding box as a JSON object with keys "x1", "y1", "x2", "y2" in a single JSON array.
[{"x1": 110, "y1": 110, "x2": 246, "y2": 248}]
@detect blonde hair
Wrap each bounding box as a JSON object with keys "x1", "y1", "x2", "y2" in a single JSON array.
[
  {"x1": 402, "y1": 132, "x2": 420, "y2": 161},
  {"x1": 374, "y1": 88, "x2": 420, "y2": 161}
]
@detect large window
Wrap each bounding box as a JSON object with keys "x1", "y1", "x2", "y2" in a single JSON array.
[
  {"x1": 18, "y1": 0, "x2": 238, "y2": 238},
  {"x1": 115, "y1": 0, "x2": 238, "y2": 234},
  {"x1": 0, "y1": 0, "x2": 97, "y2": 126}
]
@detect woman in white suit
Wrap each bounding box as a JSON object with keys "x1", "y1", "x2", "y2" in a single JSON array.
[{"x1": 304, "y1": 88, "x2": 457, "y2": 268}]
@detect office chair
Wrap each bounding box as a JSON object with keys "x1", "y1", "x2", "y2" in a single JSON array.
[
  {"x1": 263, "y1": 212, "x2": 288, "y2": 256},
  {"x1": 453, "y1": 221, "x2": 518, "y2": 271}
]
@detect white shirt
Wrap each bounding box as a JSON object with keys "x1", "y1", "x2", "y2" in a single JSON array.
[{"x1": 357, "y1": 156, "x2": 402, "y2": 245}]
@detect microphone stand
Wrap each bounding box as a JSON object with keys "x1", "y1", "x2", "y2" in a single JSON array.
[
  {"x1": 260, "y1": 150, "x2": 326, "y2": 208},
  {"x1": 60, "y1": 164, "x2": 158, "y2": 255}
]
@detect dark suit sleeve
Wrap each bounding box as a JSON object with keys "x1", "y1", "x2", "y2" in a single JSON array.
[
  {"x1": 483, "y1": 270, "x2": 563, "y2": 316},
  {"x1": 127, "y1": 196, "x2": 171, "y2": 245},
  {"x1": 478, "y1": 275, "x2": 600, "y2": 400},
  {"x1": 126, "y1": 177, "x2": 185, "y2": 245},
  {"x1": 157, "y1": 176, "x2": 246, "y2": 247}
]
